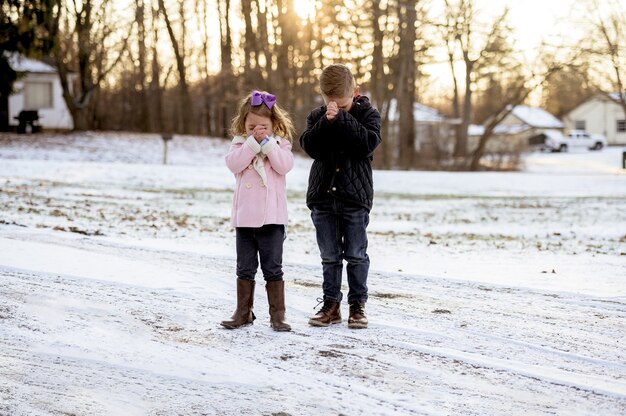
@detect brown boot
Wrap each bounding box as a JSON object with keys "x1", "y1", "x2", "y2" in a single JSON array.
[
  {"x1": 220, "y1": 279, "x2": 256, "y2": 329},
  {"x1": 308, "y1": 299, "x2": 341, "y2": 327},
  {"x1": 348, "y1": 302, "x2": 368, "y2": 329},
  {"x1": 266, "y1": 280, "x2": 291, "y2": 332}
]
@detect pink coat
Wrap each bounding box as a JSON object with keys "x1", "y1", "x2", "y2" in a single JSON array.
[{"x1": 225, "y1": 135, "x2": 294, "y2": 228}]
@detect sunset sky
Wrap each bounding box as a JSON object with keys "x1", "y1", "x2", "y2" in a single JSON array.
[
  {"x1": 422, "y1": 0, "x2": 585, "y2": 104},
  {"x1": 115, "y1": 0, "x2": 606, "y2": 102},
  {"x1": 489, "y1": 0, "x2": 581, "y2": 51}
]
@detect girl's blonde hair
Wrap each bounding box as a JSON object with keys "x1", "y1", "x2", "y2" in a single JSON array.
[{"x1": 229, "y1": 91, "x2": 295, "y2": 142}]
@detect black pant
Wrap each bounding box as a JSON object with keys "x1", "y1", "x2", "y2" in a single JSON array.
[{"x1": 236, "y1": 224, "x2": 285, "y2": 281}]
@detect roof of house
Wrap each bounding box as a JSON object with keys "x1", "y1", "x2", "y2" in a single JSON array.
[
  {"x1": 509, "y1": 105, "x2": 564, "y2": 129},
  {"x1": 468, "y1": 123, "x2": 531, "y2": 137},
  {"x1": 469, "y1": 105, "x2": 563, "y2": 136},
  {"x1": 6, "y1": 52, "x2": 57, "y2": 74},
  {"x1": 387, "y1": 99, "x2": 446, "y2": 122}
]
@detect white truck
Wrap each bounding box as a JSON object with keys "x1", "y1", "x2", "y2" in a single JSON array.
[{"x1": 542, "y1": 130, "x2": 608, "y2": 152}]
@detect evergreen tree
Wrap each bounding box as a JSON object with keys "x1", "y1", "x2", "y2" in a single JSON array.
[{"x1": 0, "y1": 0, "x2": 59, "y2": 98}]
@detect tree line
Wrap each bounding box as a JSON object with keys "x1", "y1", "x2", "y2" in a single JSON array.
[{"x1": 1, "y1": 0, "x2": 625, "y2": 170}]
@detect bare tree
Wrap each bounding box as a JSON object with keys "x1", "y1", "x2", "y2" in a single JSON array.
[
  {"x1": 149, "y1": 4, "x2": 164, "y2": 132},
  {"x1": 256, "y1": 0, "x2": 270, "y2": 81},
  {"x1": 241, "y1": 0, "x2": 262, "y2": 88},
  {"x1": 362, "y1": 0, "x2": 406, "y2": 169},
  {"x1": 157, "y1": 0, "x2": 192, "y2": 134},
  {"x1": 194, "y1": 0, "x2": 212, "y2": 135},
  {"x1": 439, "y1": 0, "x2": 514, "y2": 158},
  {"x1": 439, "y1": 1, "x2": 462, "y2": 151},
  {"x1": 274, "y1": 0, "x2": 300, "y2": 109},
  {"x1": 587, "y1": 0, "x2": 626, "y2": 117},
  {"x1": 369, "y1": 0, "x2": 390, "y2": 168},
  {"x1": 369, "y1": 0, "x2": 386, "y2": 112},
  {"x1": 135, "y1": 0, "x2": 149, "y2": 131},
  {"x1": 218, "y1": 0, "x2": 233, "y2": 74},
  {"x1": 469, "y1": 60, "x2": 566, "y2": 170},
  {"x1": 54, "y1": 0, "x2": 131, "y2": 131},
  {"x1": 396, "y1": 0, "x2": 417, "y2": 169},
  {"x1": 541, "y1": 63, "x2": 596, "y2": 118}
]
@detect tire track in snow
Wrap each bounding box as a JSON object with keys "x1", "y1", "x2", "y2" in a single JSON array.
[{"x1": 1, "y1": 232, "x2": 625, "y2": 415}]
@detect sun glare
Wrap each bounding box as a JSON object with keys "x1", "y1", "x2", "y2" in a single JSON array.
[{"x1": 293, "y1": 0, "x2": 317, "y2": 21}]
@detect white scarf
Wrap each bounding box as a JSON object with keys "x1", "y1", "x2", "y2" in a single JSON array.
[{"x1": 232, "y1": 136, "x2": 269, "y2": 186}]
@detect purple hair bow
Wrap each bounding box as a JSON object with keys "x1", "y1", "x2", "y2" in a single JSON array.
[{"x1": 251, "y1": 90, "x2": 276, "y2": 109}]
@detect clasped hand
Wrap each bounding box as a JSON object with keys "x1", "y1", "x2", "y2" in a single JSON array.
[
  {"x1": 326, "y1": 101, "x2": 339, "y2": 121},
  {"x1": 252, "y1": 125, "x2": 268, "y2": 143}
]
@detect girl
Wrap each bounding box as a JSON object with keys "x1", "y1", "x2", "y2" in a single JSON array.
[{"x1": 221, "y1": 90, "x2": 295, "y2": 332}]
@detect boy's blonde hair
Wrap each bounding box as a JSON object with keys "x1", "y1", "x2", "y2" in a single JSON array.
[
  {"x1": 320, "y1": 64, "x2": 355, "y2": 98},
  {"x1": 230, "y1": 91, "x2": 295, "y2": 142}
]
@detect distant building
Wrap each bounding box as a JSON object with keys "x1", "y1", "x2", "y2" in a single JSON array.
[
  {"x1": 387, "y1": 99, "x2": 456, "y2": 152},
  {"x1": 500, "y1": 105, "x2": 565, "y2": 132},
  {"x1": 469, "y1": 105, "x2": 565, "y2": 152},
  {"x1": 2, "y1": 53, "x2": 74, "y2": 131},
  {"x1": 563, "y1": 93, "x2": 626, "y2": 145}
]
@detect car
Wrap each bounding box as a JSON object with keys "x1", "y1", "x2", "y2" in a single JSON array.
[
  {"x1": 565, "y1": 130, "x2": 607, "y2": 151},
  {"x1": 540, "y1": 130, "x2": 607, "y2": 152}
]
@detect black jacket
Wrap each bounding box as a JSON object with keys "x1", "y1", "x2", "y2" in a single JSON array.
[{"x1": 299, "y1": 96, "x2": 382, "y2": 211}]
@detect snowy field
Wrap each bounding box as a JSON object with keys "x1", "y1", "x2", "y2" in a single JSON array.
[{"x1": 1, "y1": 132, "x2": 625, "y2": 415}]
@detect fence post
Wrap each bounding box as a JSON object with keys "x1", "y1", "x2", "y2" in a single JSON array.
[{"x1": 161, "y1": 133, "x2": 173, "y2": 165}]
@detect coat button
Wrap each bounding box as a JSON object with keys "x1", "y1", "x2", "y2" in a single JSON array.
[
  {"x1": 336, "y1": 168, "x2": 340, "y2": 172},
  {"x1": 331, "y1": 187, "x2": 336, "y2": 191},
  {"x1": 246, "y1": 183, "x2": 252, "y2": 189},
  {"x1": 259, "y1": 180, "x2": 265, "y2": 187},
  {"x1": 248, "y1": 165, "x2": 253, "y2": 170}
]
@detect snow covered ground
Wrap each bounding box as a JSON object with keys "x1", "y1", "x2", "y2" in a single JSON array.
[{"x1": 1, "y1": 132, "x2": 625, "y2": 415}]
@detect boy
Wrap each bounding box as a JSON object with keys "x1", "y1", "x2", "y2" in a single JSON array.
[{"x1": 299, "y1": 64, "x2": 382, "y2": 329}]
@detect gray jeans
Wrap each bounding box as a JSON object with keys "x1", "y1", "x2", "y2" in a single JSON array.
[{"x1": 311, "y1": 200, "x2": 370, "y2": 304}]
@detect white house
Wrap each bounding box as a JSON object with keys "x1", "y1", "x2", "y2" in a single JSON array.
[
  {"x1": 469, "y1": 105, "x2": 565, "y2": 152},
  {"x1": 499, "y1": 104, "x2": 565, "y2": 132},
  {"x1": 5, "y1": 53, "x2": 74, "y2": 131},
  {"x1": 563, "y1": 93, "x2": 626, "y2": 145}
]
